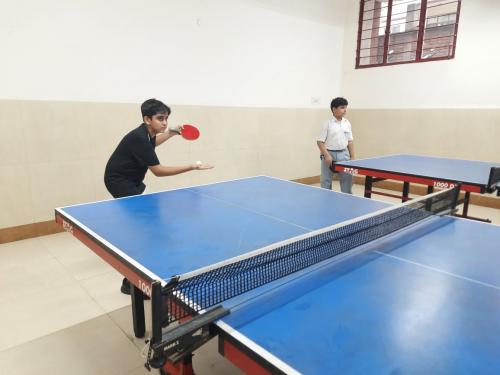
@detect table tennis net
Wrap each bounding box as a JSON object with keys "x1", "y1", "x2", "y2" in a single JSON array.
[{"x1": 163, "y1": 185, "x2": 460, "y2": 324}]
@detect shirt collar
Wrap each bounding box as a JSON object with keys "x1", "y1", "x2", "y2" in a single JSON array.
[{"x1": 140, "y1": 123, "x2": 156, "y2": 144}]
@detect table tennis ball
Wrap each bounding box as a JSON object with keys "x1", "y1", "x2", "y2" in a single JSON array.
[{"x1": 196, "y1": 161, "x2": 202, "y2": 166}]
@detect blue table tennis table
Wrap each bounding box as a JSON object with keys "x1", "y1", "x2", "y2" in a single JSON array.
[
  {"x1": 55, "y1": 176, "x2": 500, "y2": 375},
  {"x1": 333, "y1": 154, "x2": 500, "y2": 221}
]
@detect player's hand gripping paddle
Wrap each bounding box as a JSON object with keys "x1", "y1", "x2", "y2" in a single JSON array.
[{"x1": 329, "y1": 160, "x2": 337, "y2": 173}]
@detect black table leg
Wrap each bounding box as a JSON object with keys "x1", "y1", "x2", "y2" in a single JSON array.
[
  {"x1": 463, "y1": 191, "x2": 471, "y2": 218},
  {"x1": 365, "y1": 176, "x2": 373, "y2": 198},
  {"x1": 402, "y1": 182, "x2": 410, "y2": 202},
  {"x1": 131, "y1": 285, "x2": 145, "y2": 338}
]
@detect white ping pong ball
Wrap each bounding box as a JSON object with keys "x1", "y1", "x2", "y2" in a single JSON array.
[{"x1": 196, "y1": 161, "x2": 202, "y2": 166}]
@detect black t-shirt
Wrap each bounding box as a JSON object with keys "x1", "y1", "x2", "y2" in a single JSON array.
[{"x1": 104, "y1": 124, "x2": 160, "y2": 197}]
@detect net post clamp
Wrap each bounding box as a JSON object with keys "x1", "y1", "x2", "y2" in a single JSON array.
[
  {"x1": 148, "y1": 305, "x2": 229, "y2": 368},
  {"x1": 163, "y1": 275, "x2": 181, "y2": 290}
]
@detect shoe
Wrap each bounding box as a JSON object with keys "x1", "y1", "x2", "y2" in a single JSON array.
[{"x1": 121, "y1": 278, "x2": 131, "y2": 295}]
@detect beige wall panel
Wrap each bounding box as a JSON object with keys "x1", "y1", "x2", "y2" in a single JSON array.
[
  {"x1": 28, "y1": 160, "x2": 96, "y2": 222},
  {"x1": 349, "y1": 109, "x2": 500, "y2": 162},
  {"x1": 257, "y1": 147, "x2": 294, "y2": 178},
  {"x1": 0, "y1": 103, "x2": 29, "y2": 167},
  {"x1": 23, "y1": 101, "x2": 95, "y2": 164},
  {"x1": 0, "y1": 165, "x2": 33, "y2": 227}
]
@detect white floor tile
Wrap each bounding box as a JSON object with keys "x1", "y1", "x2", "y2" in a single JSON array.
[
  {"x1": 79, "y1": 271, "x2": 131, "y2": 313},
  {"x1": 39, "y1": 232, "x2": 114, "y2": 280},
  {"x1": 0, "y1": 283, "x2": 104, "y2": 351},
  {"x1": 0, "y1": 238, "x2": 73, "y2": 302},
  {"x1": 0, "y1": 237, "x2": 53, "y2": 266},
  {"x1": 0, "y1": 257, "x2": 75, "y2": 301},
  {"x1": 108, "y1": 305, "x2": 152, "y2": 350},
  {"x1": 0, "y1": 315, "x2": 143, "y2": 375}
]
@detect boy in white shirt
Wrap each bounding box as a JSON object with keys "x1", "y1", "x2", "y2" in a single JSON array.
[{"x1": 316, "y1": 97, "x2": 355, "y2": 194}]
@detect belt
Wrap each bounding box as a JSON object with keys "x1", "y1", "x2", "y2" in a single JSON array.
[{"x1": 327, "y1": 148, "x2": 346, "y2": 152}]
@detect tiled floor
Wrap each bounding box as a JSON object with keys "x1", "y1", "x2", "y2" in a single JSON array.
[{"x1": 1, "y1": 182, "x2": 498, "y2": 375}]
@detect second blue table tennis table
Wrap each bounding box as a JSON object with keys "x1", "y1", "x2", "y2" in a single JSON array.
[
  {"x1": 55, "y1": 176, "x2": 500, "y2": 375},
  {"x1": 333, "y1": 154, "x2": 500, "y2": 221}
]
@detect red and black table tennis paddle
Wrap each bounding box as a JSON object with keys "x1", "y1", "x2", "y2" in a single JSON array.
[{"x1": 179, "y1": 124, "x2": 200, "y2": 140}]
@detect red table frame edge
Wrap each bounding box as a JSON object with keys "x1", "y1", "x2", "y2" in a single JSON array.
[
  {"x1": 332, "y1": 163, "x2": 500, "y2": 223},
  {"x1": 55, "y1": 212, "x2": 203, "y2": 375},
  {"x1": 217, "y1": 330, "x2": 287, "y2": 375}
]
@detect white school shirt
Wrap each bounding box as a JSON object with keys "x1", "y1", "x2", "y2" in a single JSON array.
[{"x1": 317, "y1": 117, "x2": 353, "y2": 150}]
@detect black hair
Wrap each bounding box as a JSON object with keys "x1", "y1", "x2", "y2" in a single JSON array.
[
  {"x1": 141, "y1": 98, "x2": 171, "y2": 119},
  {"x1": 330, "y1": 97, "x2": 348, "y2": 109}
]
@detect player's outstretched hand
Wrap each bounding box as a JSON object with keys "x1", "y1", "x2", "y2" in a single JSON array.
[{"x1": 193, "y1": 161, "x2": 214, "y2": 170}]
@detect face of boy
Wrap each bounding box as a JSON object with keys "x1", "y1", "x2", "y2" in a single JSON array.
[
  {"x1": 332, "y1": 105, "x2": 347, "y2": 119},
  {"x1": 145, "y1": 112, "x2": 169, "y2": 134}
]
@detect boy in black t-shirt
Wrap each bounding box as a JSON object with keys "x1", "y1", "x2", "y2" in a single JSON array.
[
  {"x1": 105, "y1": 98, "x2": 212, "y2": 198},
  {"x1": 104, "y1": 98, "x2": 213, "y2": 294}
]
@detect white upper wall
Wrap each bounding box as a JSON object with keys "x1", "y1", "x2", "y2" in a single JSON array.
[
  {"x1": 340, "y1": 0, "x2": 500, "y2": 108},
  {"x1": 0, "y1": 0, "x2": 348, "y2": 108}
]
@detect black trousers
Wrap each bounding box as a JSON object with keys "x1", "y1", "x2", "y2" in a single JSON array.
[{"x1": 104, "y1": 178, "x2": 146, "y2": 198}]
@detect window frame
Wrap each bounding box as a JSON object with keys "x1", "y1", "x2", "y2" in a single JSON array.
[{"x1": 355, "y1": 0, "x2": 462, "y2": 69}]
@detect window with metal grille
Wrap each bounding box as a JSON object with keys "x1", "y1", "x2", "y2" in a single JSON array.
[{"x1": 356, "y1": 0, "x2": 461, "y2": 68}]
